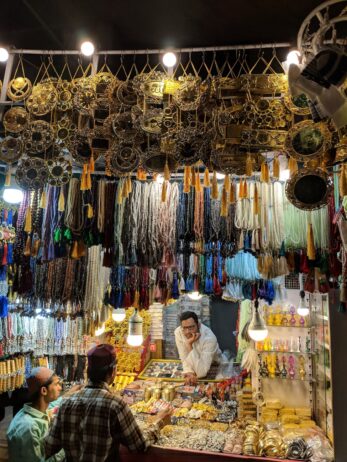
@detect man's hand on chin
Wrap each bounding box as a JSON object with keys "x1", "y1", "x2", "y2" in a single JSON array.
[
  {"x1": 184, "y1": 373, "x2": 198, "y2": 386},
  {"x1": 187, "y1": 332, "x2": 201, "y2": 350}
]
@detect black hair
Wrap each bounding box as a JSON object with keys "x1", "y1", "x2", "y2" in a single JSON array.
[
  {"x1": 180, "y1": 311, "x2": 199, "y2": 325},
  {"x1": 29, "y1": 375, "x2": 55, "y2": 403},
  {"x1": 87, "y1": 364, "x2": 115, "y2": 384}
]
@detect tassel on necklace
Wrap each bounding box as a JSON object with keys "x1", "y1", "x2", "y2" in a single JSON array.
[
  {"x1": 220, "y1": 187, "x2": 228, "y2": 217},
  {"x1": 203, "y1": 167, "x2": 211, "y2": 187},
  {"x1": 229, "y1": 181, "x2": 235, "y2": 204},
  {"x1": 39, "y1": 190, "x2": 47, "y2": 209},
  {"x1": 183, "y1": 166, "x2": 191, "y2": 193},
  {"x1": 245, "y1": 154, "x2": 253, "y2": 177},
  {"x1": 164, "y1": 160, "x2": 170, "y2": 181},
  {"x1": 24, "y1": 206, "x2": 32, "y2": 233},
  {"x1": 288, "y1": 157, "x2": 298, "y2": 177},
  {"x1": 58, "y1": 188, "x2": 65, "y2": 212},
  {"x1": 273, "y1": 156, "x2": 280, "y2": 179},
  {"x1": 212, "y1": 171, "x2": 219, "y2": 199}
]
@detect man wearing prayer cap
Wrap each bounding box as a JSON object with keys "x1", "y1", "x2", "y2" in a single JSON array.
[
  {"x1": 7, "y1": 367, "x2": 65, "y2": 462},
  {"x1": 46, "y1": 344, "x2": 164, "y2": 462}
]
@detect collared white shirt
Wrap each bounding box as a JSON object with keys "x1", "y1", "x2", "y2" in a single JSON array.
[{"x1": 174, "y1": 323, "x2": 225, "y2": 378}]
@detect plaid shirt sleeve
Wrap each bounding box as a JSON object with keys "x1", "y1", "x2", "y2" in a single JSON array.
[
  {"x1": 45, "y1": 407, "x2": 63, "y2": 458},
  {"x1": 116, "y1": 401, "x2": 148, "y2": 452}
]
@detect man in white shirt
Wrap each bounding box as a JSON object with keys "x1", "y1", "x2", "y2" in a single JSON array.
[{"x1": 174, "y1": 311, "x2": 225, "y2": 385}]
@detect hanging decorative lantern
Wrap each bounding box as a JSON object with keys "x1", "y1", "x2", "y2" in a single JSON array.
[{"x1": 248, "y1": 300, "x2": 268, "y2": 342}]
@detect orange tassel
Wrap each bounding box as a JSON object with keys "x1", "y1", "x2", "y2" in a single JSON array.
[
  {"x1": 89, "y1": 153, "x2": 95, "y2": 173},
  {"x1": 245, "y1": 154, "x2": 253, "y2": 177},
  {"x1": 243, "y1": 179, "x2": 248, "y2": 198},
  {"x1": 273, "y1": 156, "x2": 280, "y2": 179},
  {"x1": 86, "y1": 169, "x2": 92, "y2": 190},
  {"x1": 24, "y1": 206, "x2": 32, "y2": 233},
  {"x1": 137, "y1": 168, "x2": 147, "y2": 181},
  {"x1": 307, "y1": 223, "x2": 316, "y2": 260},
  {"x1": 39, "y1": 190, "x2": 47, "y2": 209},
  {"x1": 80, "y1": 164, "x2": 88, "y2": 191},
  {"x1": 117, "y1": 181, "x2": 123, "y2": 204},
  {"x1": 239, "y1": 179, "x2": 244, "y2": 199},
  {"x1": 127, "y1": 176, "x2": 132, "y2": 194},
  {"x1": 288, "y1": 157, "x2": 298, "y2": 177},
  {"x1": 31, "y1": 239, "x2": 41, "y2": 257},
  {"x1": 220, "y1": 187, "x2": 228, "y2": 217},
  {"x1": 196, "y1": 171, "x2": 202, "y2": 193},
  {"x1": 254, "y1": 183, "x2": 259, "y2": 215},
  {"x1": 229, "y1": 182, "x2": 235, "y2": 204},
  {"x1": 71, "y1": 241, "x2": 79, "y2": 259},
  {"x1": 87, "y1": 204, "x2": 94, "y2": 218},
  {"x1": 203, "y1": 167, "x2": 211, "y2": 188},
  {"x1": 224, "y1": 174, "x2": 231, "y2": 192},
  {"x1": 212, "y1": 171, "x2": 219, "y2": 199},
  {"x1": 5, "y1": 169, "x2": 11, "y2": 187},
  {"x1": 122, "y1": 178, "x2": 129, "y2": 198},
  {"x1": 183, "y1": 166, "x2": 191, "y2": 193},
  {"x1": 24, "y1": 236, "x2": 31, "y2": 257},
  {"x1": 77, "y1": 240, "x2": 86, "y2": 258},
  {"x1": 164, "y1": 160, "x2": 170, "y2": 181},
  {"x1": 162, "y1": 181, "x2": 168, "y2": 202},
  {"x1": 133, "y1": 290, "x2": 140, "y2": 309},
  {"x1": 260, "y1": 161, "x2": 269, "y2": 183},
  {"x1": 191, "y1": 168, "x2": 196, "y2": 188},
  {"x1": 58, "y1": 188, "x2": 65, "y2": 212}
]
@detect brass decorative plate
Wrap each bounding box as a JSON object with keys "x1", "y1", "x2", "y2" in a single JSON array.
[
  {"x1": 0, "y1": 136, "x2": 23, "y2": 164},
  {"x1": 3, "y1": 107, "x2": 28, "y2": 134},
  {"x1": 285, "y1": 120, "x2": 331, "y2": 162},
  {"x1": 15, "y1": 157, "x2": 49, "y2": 190}
]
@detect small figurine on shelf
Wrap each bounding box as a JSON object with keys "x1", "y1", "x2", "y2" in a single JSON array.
[
  {"x1": 268, "y1": 355, "x2": 276, "y2": 378},
  {"x1": 275, "y1": 354, "x2": 281, "y2": 377},
  {"x1": 289, "y1": 305, "x2": 297, "y2": 326},
  {"x1": 288, "y1": 355, "x2": 295, "y2": 379},
  {"x1": 281, "y1": 356, "x2": 288, "y2": 378},
  {"x1": 299, "y1": 355, "x2": 306, "y2": 380},
  {"x1": 259, "y1": 357, "x2": 269, "y2": 378}
]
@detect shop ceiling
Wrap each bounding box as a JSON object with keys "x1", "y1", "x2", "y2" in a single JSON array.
[{"x1": 2, "y1": 0, "x2": 324, "y2": 52}]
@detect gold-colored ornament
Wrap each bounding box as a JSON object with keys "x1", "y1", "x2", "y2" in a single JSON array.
[
  {"x1": 106, "y1": 142, "x2": 141, "y2": 175},
  {"x1": 46, "y1": 156, "x2": 72, "y2": 186},
  {"x1": 3, "y1": 107, "x2": 28, "y2": 134},
  {"x1": 240, "y1": 128, "x2": 287, "y2": 150},
  {"x1": 116, "y1": 81, "x2": 137, "y2": 106},
  {"x1": 285, "y1": 120, "x2": 331, "y2": 162},
  {"x1": 239, "y1": 74, "x2": 288, "y2": 95},
  {"x1": 0, "y1": 136, "x2": 23, "y2": 164},
  {"x1": 284, "y1": 92, "x2": 311, "y2": 115},
  {"x1": 22, "y1": 120, "x2": 54, "y2": 155},
  {"x1": 26, "y1": 81, "x2": 58, "y2": 116},
  {"x1": 173, "y1": 75, "x2": 210, "y2": 111},
  {"x1": 285, "y1": 167, "x2": 332, "y2": 211},
  {"x1": 7, "y1": 77, "x2": 32, "y2": 102},
  {"x1": 15, "y1": 157, "x2": 49, "y2": 190}
]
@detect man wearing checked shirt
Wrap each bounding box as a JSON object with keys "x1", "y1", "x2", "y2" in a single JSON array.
[{"x1": 45, "y1": 344, "x2": 160, "y2": 462}]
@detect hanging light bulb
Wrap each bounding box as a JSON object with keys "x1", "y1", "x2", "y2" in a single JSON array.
[
  {"x1": 127, "y1": 308, "x2": 143, "y2": 347},
  {"x1": 248, "y1": 300, "x2": 268, "y2": 341},
  {"x1": 112, "y1": 308, "x2": 126, "y2": 323},
  {"x1": 95, "y1": 323, "x2": 106, "y2": 337},
  {"x1": 3, "y1": 176, "x2": 24, "y2": 204},
  {"x1": 286, "y1": 49, "x2": 301, "y2": 66},
  {"x1": 0, "y1": 48, "x2": 9, "y2": 62},
  {"x1": 216, "y1": 172, "x2": 225, "y2": 180},
  {"x1": 81, "y1": 41, "x2": 95, "y2": 56},
  {"x1": 188, "y1": 291, "x2": 203, "y2": 301},
  {"x1": 297, "y1": 290, "x2": 310, "y2": 317},
  {"x1": 162, "y1": 51, "x2": 177, "y2": 68},
  {"x1": 155, "y1": 174, "x2": 165, "y2": 184}
]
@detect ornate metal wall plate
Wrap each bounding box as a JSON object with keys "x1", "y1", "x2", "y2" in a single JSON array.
[
  {"x1": 74, "y1": 86, "x2": 97, "y2": 115},
  {"x1": 140, "y1": 71, "x2": 166, "y2": 102},
  {"x1": 173, "y1": 76, "x2": 210, "y2": 111},
  {"x1": 46, "y1": 156, "x2": 72, "y2": 186},
  {"x1": 139, "y1": 108, "x2": 163, "y2": 135},
  {"x1": 284, "y1": 93, "x2": 311, "y2": 115},
  {"x1": 70, "y1": 136, "x2": 98, "y2": 165},
  {"x1": 239, "y1": 74, "x2": 288, "y2": 95},
  {"x1": 285, "y1": 168, "x2": 332, "y2": 210},
  {"x1": 240, "y1": 128, "x2": 287, "y2": 150},
  {"x1": 285, "y1": 120, "x2": 331, "y2": 162},
  {"x1": 116, "y1": 81, "x2": 137, "y2": 106},
  {"x1": 106, "y1": 142, "x2": 141, "y2": 175},
  {"x1": 0, "y1": 136, "x2": 23, "y2": 164},
  {"x1": 26, "y1": 82, "x2": 58, "y2": 116},
  {"x1": 3, "y1": 107, "x2": 28, "y2": 133},
  {"x1": 7, "y1": 77, "x2": 32, "y2": 101},
  {"x1": 22, "y1": 120, "x2": 54, "y2": 154},
  {"x1": 142, "y1": 146, "x2": 177, "y2": 173},
  {"x1": 211, "y1": 144, "x2": 261, "y2": 175},
  {"x1": 15, "y1": 157, "x2": 49, "y2": 190},
  {"x1": 175, "y1": 127, "x2": 210, "y2": 165}
]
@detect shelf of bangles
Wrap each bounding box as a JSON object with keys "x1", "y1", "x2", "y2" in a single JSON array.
[{"x1": 111, "y1": 359, "x2": 332, "y2": 462}]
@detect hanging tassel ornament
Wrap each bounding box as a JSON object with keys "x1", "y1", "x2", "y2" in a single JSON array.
[
  {"x1": 243, "y1": 178, "x2": 248, "y2": 198},
  {"x1": 288, "y1": 157, "x2": 298, "y2": 177},
  {"x1": 260, "y1": 161, "x2": 269, "y2": 183},
  {"x1": 212, "y1": 171, "x2": 219, "y2": 199},
  {"x1": 307, "y1": 223, "x2": 316, "y2": 260},
  {"x1": 224, "y1": 174, "x2": 231, "y2": 192},
  {"x1": 80, "y1": 163, "x2": 88, "y2": 191},
  {"x1": 273, "y1": 156, "x2": 280, "y2": 179},
  {"x1": 89, "y1": 153, "x2": 95, "y2": 173},
  {"x1": 122, "y1": 177, "x2": 129, "y2": 199},
  {"x1": 164, "y1": 160, "x2": 170, "y2": 181},
  {"x1": 117, "y1": 180, "x2": 123, "y2": 205},
  {"x1": 87, "y1": 204, "x2": 94, "y2": 219},
  {"x1": 339, "y1": 164, "x2": 347, "y2": 197},
  {"x1": 136, "y1": 168, "x2": 147, "y2": 181},
  {"x1": 58, "y1": 188, "x2": 65, "y2": 212},
  {"x1": 239, "y1": 178, "x2": 245, "y2": 199},
  {"x1": 183, "y1": 166, "x2": 191, "y2": 193},
  {"x1": 195, "y1": 170, "x2": 202, "y2": 193},
  {"x1": 4, "y1": 168, "x2": 11, "y2": 187},
  {"x1": 24, "y1": 206, "x2": 32, "y2": 233},
  {"x1": 204, "y1": 167, "x2": 211, "y2": 188},
  {"x1": 220, "y1": 187, "x2": 228, "y2": 217},
  {"x1": 126, "y1": 176, "x2": 132, "y2": 194},
  {"x1": 71, "y1": 241, "x2": 79, "y2": 259},
  {"x1": 229, "y1": 181, "x2": 235, "y2": 204},
  {"x1": 245, "y1": 154, "x2": 253, "y2": 177},
  {"x1": 254, "y1": 183, "x2": 259, "y2": 215},
  {"x1": 39, "y1": 190, "x2": 47, "y2": 209},
  {"x1": 24, "y1": 236, "x2": 32, "y2": 257},
  {"x1": 161, "y1": 180, "x2": 168, "y2": 202},
  {"x1": 191, "y1": 167, "x2": 196, "y2": 189}
]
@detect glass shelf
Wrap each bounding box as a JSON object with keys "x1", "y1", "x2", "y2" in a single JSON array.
[
  {"x1": 257, "y1": 350, "x2": 313, "y2": 355},
  {"x1": 259, "y1": 376, "x2": 315, "y2": 383},
  {"x1": 267, "y1": 324, "x2": 311, "y2": 329}
]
